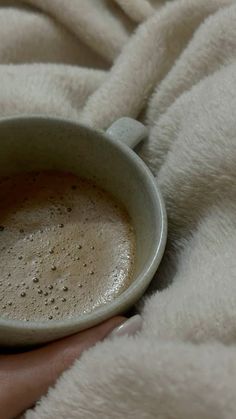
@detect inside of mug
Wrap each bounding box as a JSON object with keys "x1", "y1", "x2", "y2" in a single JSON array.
[{"x1": 0, "y1": 118, "x2": 162, "y2": 286}]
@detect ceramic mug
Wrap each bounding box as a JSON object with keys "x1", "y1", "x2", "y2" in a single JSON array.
[{"x1": 0, "y1": 116, "x2": 167, "y2": 346}]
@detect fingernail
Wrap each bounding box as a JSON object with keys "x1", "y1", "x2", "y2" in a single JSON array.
[{"x1": 109, "y1": 315, "x2": 142, "y2": 338}]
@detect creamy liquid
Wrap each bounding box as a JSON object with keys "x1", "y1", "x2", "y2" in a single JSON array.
[{"x1": 0, "y1": 171, "x2": 135, "y2": 321}]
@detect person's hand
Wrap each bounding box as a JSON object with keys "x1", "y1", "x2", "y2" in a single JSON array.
[{"x1": 0, "y1": 316, "x2": 125, "y2": 419}]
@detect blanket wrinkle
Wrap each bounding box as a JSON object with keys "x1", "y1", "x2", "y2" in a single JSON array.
[
  {"x1": 114, "y1": 0, "x2": 154, "y2": 22},
  {"x1": 22, "y1": 0, "x2": 133, "y2": 62},
  {"x1": 79, "y1": 0, "x2": 233, "y2": 129},
  {"x1": 0, "y1": 0, "x2": 236, "y2": 418},
  {"x1": 147, "y1": 3, "x2": 236, "y2": 124}
]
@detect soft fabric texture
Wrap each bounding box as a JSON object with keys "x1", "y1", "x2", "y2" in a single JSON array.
[{"x1": 0, "y1": 0, "x2": 236, "y2": 417}]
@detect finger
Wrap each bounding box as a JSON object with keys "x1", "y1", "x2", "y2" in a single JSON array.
[{"x1": 0, "y1": 316, "x2": 125, "y2": 419}]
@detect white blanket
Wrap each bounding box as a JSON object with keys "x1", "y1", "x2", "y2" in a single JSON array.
[{"x1": 1, "y1": 0, "x2": 236, "y2": 417}]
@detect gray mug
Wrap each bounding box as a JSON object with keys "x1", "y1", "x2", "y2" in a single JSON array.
[{"x1": 0, "y1": 116, "x2": 167, "y2": 346}]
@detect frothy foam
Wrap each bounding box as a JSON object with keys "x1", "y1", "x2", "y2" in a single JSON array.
[{"x1": 0, "y1": 171, "x2": 135, "y2": 321}]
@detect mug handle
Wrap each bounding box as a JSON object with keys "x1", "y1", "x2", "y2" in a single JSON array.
[{"x1": 106, "y1": 117, "x2": 147, "y2": 149}]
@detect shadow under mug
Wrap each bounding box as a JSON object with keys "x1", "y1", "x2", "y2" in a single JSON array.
[{"x1": 0, "y1": 116, "x2": 167, "y2": 346}]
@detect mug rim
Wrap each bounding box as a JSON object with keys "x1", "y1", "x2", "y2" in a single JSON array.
[{"x1": 0, "y1": 115, "x2": 167, "y2": 335}]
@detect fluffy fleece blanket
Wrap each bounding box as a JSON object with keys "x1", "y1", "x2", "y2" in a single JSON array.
[{"x1": 1, "y1": 0, "x2": 236, "y2": 417}]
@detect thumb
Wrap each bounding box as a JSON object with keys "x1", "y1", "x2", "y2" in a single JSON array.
[{"x1": 0, "y1": 316, "x2": 125, "y2": 419}]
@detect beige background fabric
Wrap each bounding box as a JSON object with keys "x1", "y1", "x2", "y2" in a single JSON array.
[{"x1": 0, "y1": 0, "x2": 236, "y2": 417}]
